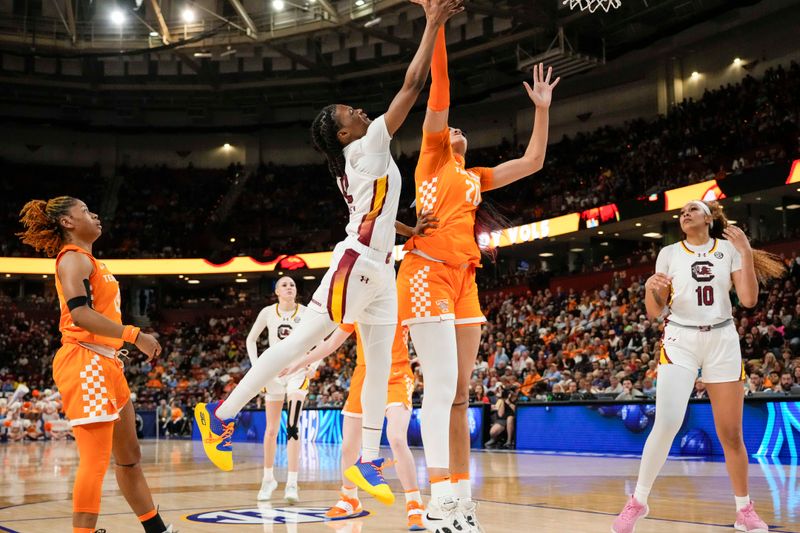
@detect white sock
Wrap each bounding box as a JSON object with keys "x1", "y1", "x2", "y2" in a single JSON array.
[
  {"x1": 287, "y1": 471, "x2": 298, "y2": 486},
  {"x1": 263, "y1": 467, "x2": 274, "y2": 482},
  {"x1": 452, "y1": 479, "x2": 471, "y2": 500},
  {"x1": 430, "y1": 479, "x2": 453, "y2": 501},
  {"x1": 634, "y1": 484, "x2": 650, "y2": 506},
  {"x1": 633, "y1": 364, "x2": 696, "y2": 508},
  {"x1": 216, "y1": 310, "x2": 336, "y2": 420},
  {"x1": 735, "y1": 495, "x2": 750, "y2": 511},
  {"x1": 409, "y1": 321, "x2": 458, "y2": 469},
  {"x1": 357, "y1": 323, "x2": 394, "y2": 461},
  {"x1": 342, "y1": 485, "x2": 358, "y2": 499},
  {"x1": 405, "y1": 490, "x2": 422, "y2": 504}
]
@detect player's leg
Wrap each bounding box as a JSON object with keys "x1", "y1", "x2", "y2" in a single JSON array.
[
  {"x1": 386, "y1": 405, "x2": 425, "y2": 531},
  {"x1": 328, "y1": 413, "x2": 364, "y2": 519},
  {"x1": 112, "y1": 401, "x2": 172, "y2": 533},
  {"x1": 284, "y1": 388, "x2": 307, "y2": 504},
  {"x1": 343, "y1": 320, "x2": 395, "y2": 504},
  {"x1": 612, "y1": 362, "x2": 696, "y2": 533},
  {"x1": 72, "y1": 421, "x2": 114, "y2": 532},
  {"x1": 195, "y1": 308, "x2": 337, "y2": 471},
  {"x1": 258, "y1": 398, "x2": 284, "y2": 501}
]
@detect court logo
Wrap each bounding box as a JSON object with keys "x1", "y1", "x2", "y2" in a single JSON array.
[
  {"x1": 186, "y1": 506, "x2": 369, "y2": 525},
  {"x1": 691, "y1": 261, "x2": 715, "y2": 282}
]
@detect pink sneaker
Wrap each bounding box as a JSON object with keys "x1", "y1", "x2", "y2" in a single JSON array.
[
  {"x1": 611, "y1": 496, "x2": 649, "y2": 533},
  {"x1": 735, "y1": 501, "x2": 768, "y2": 532}
]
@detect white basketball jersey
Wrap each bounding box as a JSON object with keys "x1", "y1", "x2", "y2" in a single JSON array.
[
  {"x1": 263, "y1": 303, "x2": 305, "y2": 346},
  {"x1": 339, "y1": 114, "x2": 402, "y2": 254},
  {"x1": 656, "y1": 239, "x2": 742, "y2": 326}
]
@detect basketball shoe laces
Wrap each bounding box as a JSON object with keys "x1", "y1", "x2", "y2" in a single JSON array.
[
  {"x1": 620, "y1": 499, "x2": 643, "y2": 520},
  {"x1": 370, "y1": 458, "x2": 395, "y2": 479},
  {"x1": 205, "y1": 420, "x2": 234, "y2": 447}
]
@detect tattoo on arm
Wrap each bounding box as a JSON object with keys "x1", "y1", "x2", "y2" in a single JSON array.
[{"x1": 651, "y1": 289, "x2": 664, "y2": 307}]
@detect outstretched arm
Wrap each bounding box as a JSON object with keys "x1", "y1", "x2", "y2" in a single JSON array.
[
  {"x1": 484, "y1": 63, "x2": 560, "y2": 191},
  {"x1": 383, "y1": 0, "x2": 463, "y2": 136},
  {"x1": 421, "y1": 25, "x2": 450, "y2": 134},
  {"x1": 279, "y1": 327, "x2": 353, "y2": 377}
]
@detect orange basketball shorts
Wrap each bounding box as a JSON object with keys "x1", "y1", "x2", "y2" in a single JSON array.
[
  {"x1": 342, "y1": 362, "x2": 415, "y2": 418},
  {"x1": 52, "y1": 343, "x2": 130, "y2": 427},
  {"x1": 397, "y1": 251, "x2": 485, "y2": 327}
]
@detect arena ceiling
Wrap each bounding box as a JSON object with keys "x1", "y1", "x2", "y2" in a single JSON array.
[{"x1": 0, "y1": 0, "x2": 762, "y2": 126}]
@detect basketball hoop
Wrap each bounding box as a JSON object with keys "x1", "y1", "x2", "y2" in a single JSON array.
[{"x1": 562, "y1": 0, "x2": 621, "y2": 13}]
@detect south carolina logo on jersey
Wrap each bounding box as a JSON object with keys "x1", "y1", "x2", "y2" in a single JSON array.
[
  {"x1": 691, "y1": 261, "x2": 715, "y2": 282},
  {"x1": 277, "y1": 324, "x2": 293, "y2": 340}
]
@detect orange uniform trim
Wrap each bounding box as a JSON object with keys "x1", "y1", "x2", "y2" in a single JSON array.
[{"x1": 138, "y1": 509, "x2": 158, "y2": 522}]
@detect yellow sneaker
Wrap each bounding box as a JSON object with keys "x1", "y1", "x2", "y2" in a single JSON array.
[
  {"x1": 193, "y1": 401, "x2": 234, "y2": 471},
  {"x1": 343, "y1": 457, "x2": 394, "y2": 506}
]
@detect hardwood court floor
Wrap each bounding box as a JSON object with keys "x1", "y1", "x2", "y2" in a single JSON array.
[{"x1": 0, "y1": 440, "x2": 797, "y2": 532}]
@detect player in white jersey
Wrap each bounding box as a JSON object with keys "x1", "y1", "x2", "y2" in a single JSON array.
[
  {"x1": 246, "y1": 276, "x2": 315, "y2": 504},
  {"x1": 612, "y1": 200, "x2": 785, "y2": 533},
  {"x1": 195, "y1": 0, "x2": 465, "y2": 507}
]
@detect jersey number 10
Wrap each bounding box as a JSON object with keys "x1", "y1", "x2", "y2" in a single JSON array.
[{"x1": 695, "y1": 285, "x2": 715, "y2": 306}]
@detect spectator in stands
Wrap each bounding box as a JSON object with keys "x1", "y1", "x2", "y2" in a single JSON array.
[
  {"x1": 616, "y1": 378, "x2": 645, "y2": 401},
  {"x1": 774, "y1": 372, "x2": 800, "y2": 395},
  {"x1": 747, "y1": 371, "x2": 766, "y2": 395},
  {"x1": 486, "y1": 385, "x2": 517, "y2": 449},
  {"x1": 691, "y1": 379, "x2": 708, "y2": 399}
]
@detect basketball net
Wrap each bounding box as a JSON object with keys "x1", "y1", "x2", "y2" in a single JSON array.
[{"x1": 562, "y1": 0, "x2": 621, "y2": 13}]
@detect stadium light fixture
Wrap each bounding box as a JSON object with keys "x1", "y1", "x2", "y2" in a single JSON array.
[
  {"x1": 539, "y1": 252, "x2": 554, "y2": 257},
  {"x1": 272, "y1": 0, "x2": 285, "y2": 10},
  {"x1": 597, "y1": 230, "x2": 604, "y2": 235},
  {"x1": 600, "y1": 242, "x2": 609, "y2": 246},
  {"x1": 4, "y1": 274, "x2": 11, "y2": 278},
  {"x1": 278, "y1": 271, "x2": 284, "y2": 275},
  {"x1": 635, "y1": 222, "x2": 642, "y2": 227},
  {"x1": 188, "y1": 279, "x2": 200, "y2": 284},
  {"x1": 672, "y1": 214, "x2": 679, "y2": 218},
  {"x1": 235, "y1": 278, "x2": 248, "y2": 283},
  {"x1": 230, "y1": 237, "x2": 236, "y2": 243},
  {"x1": 110, "y1": 9, "x2": 125, "y2": 25},
  {"x1": 149, "y1": 31, "x2": 159, "y2": 37},
  {"x1": 42, "y1": 274, "x2": 48, "y2": 278},
  {"x1": 223, "y1": 143, "x2": 232, "y2": 150},
  {"x1": 727, "y1": 220, "x2": 737, "y2": 224},
  {"x1": 237, "y1": 273, "x2": 243, "y2": 277},
  {"x1": 690, "y1": 71, "x2": 700, "y2": 81},
  {"x1": 182, "y1": 8, "x2": 195, "y2": 23},
  {"x1": 569, "y1": 248, "x2": 584, "y2": 253},
  {"x1": 733, "y1": 57, "x2": 742, "y2": 66},
  {"x1": 355, "y1": 0, "x2": 365, "y2": 6},
  {"x1": 643, "y1": 232, "x2": 663, "y2": 238},
  {"x1": 786, "y1": 204, "x2": 800, "y2": 210},
  {"x1": 303, "y1": 275, "x2": 316, "y2": 280}
]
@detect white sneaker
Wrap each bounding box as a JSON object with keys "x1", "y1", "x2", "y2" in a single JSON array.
[
  {"x1": 284, "y1": 483, "x2": 299, "y2": 505},
  {"x1": 458, "y1": 498, "x2": 484, "y2": 532},
  {"x1": 422, "y1": 496, "x2": 471, "y2": 533},
  {"x1": 257, "y1": 479, "x2": 278, "y2": 501},
  {"x1": 163, "y1": 526, "x2": 178, "y2": 533}
]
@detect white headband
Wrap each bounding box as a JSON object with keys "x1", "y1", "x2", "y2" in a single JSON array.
[{"x1": 688, "y1": 200, "x2": 713, "y2": 229}]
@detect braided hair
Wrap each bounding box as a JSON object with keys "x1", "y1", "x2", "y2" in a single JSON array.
[
  {"x1": 17, "y1": 196, "x2": 79, "y2": 257},
  {"x1": 311, "y1": 104, "x2": 346, "y2": 179},
  {"x1": 703, "y1": 201, "x2": 786, "y2": 283}
]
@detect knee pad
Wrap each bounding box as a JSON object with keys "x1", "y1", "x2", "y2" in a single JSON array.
[{"x1": 286, "y1": 400, "x2": 302, "y2": 441}]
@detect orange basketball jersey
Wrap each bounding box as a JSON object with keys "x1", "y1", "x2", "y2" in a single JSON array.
[
  {"x1": 404, "y1": 127, "x2": 494, "y2": 268},
  {"x1": 55, "y1": 244, "x2": 123, "y2": 349},
  {"x1": 341, "y1": 323, "x2": 410, "y2": 367}
]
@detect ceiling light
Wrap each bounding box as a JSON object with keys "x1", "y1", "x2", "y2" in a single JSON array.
[
  {"x1": 42, "y1": 274, "x2": 48, "y2": 278},
  {"x1": 237, "y1": 273, "x2": 242, "y2": 277},
  {"x1": 635, "y1": 222, "x2": 642, "y2": 227},
  {"x1": 539, "y1": 252, "x2": 554, "y2": 258},
  {"x1": 278, "y1": 271, "x2": 284, "y2": 275},
  {"x1": 4, "y1": 274, "x2": 11, "y2": 278},
  {"x1": 229, "y1": 237, "x2": 236, "y2": 243},
  {"x1": 786, "y1": 204, "x2": 800, "y2": 210},
  {"x1": 569, "y1": 248, "x2": 584, "y2": 253},
  {"x1": 355, "y1": 0, "x2": 365, "y2": 5},
  {"x1": 672, "y1": 214, "x2": 679, "y2": 218},
  {"x1": 755, "y1": 197, "x2": 762, "y2": 201},
  {"x1": 690, "y1": 71, "x2": 700, "y2": 81},
  {"x1": 643, "y1": 232, "x2": 663, "y2": 238},
  {"x1": 303, "y1": 275, "x2": 316, "y2": 280},
  {"x1": 178, "y1": 275, "x2": 184, "y2": 279},
  {"x1": 597, "y1": 230, "x2": 604, "y2": 235},
  {"x1": 149, "y1": 31, "x2": 159, "y2": 37},
  {"x1": 187, "y1": 279, "x2": 200, "y2": 284},
  {"x1": 600, "y1": 242, "x2": 609, "y2": 246},
  {"x1": 272, "y1": 0, "x2": 285, "y2": 10},
  {"x1": 364, "y1": 16, "x2": 382, "y2": 28},
  {"x1": 733, "y1": 57, "x2": 742, "y2": 66},
  {"x1": 727, "y1": 220, "x2": 737, "y2": 225},
  {"x1": 235, "y1": 278, "x2": 248, "y2": 283},
  {"x1": 110, "y1": 9, "x2": 125, "y2": 25},
  {"x1": 223, "y1": 143, "x2": 232, "y2": 150},
  {"x1": 181, "y1": 8, "x2": 195, "y2": 23}
]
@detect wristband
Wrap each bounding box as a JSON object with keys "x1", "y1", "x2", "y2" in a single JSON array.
[{"x1": 122, "y1": 325, "x2": 141, "y2": 344}]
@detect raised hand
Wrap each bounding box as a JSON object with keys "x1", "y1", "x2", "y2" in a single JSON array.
[
  {"x1": 410, "y1": 0, "x2": 465, "y2": 26},
  {"x1": 722, "y1": 225, "x2": 752, "y2": 254},
  {"x1": 645, "y1": 272, "x2": 673, "y2": 293},
  {"x1": 523, "y1": 63, "x2": 560, "y2": 109},
  {"x1": 413, "y1": 210, "x2": 440, "y2": 237}
]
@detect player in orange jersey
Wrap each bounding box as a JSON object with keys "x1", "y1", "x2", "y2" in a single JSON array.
[
  {"x1": 283, "y1": 322, "x2": 425, "y2": 531},
  {"x1": 395, "y1": 18, "x2": 560, "y2": 532},
  {"x1": 17, "y1": 196, "x2": 176, "y2": 533}
]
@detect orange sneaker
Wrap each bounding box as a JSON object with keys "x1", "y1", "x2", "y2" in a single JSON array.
[
  {"x1": 325, "y1": 494, "x2": 363, "y2": 519},
  {"x1": 406, "y1": 500, "x2": 425, "y2": 531}
]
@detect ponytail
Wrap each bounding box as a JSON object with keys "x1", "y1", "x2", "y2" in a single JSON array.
[
  {"x1": 474, "y1": 199, "x2": 512, "y2": 263},
  {"x1": 704, "y1": 201, "x2": 786, "y2": 283},
  {"x1": 17, "y1": 196, "x2": 78, "y2": 257},
  {"x1": 311, "y1": 105, "x2": 346, "y2": 180}
]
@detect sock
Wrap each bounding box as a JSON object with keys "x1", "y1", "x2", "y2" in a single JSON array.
[
  {"x1": 634, "y1": 484, "x2": 650, "y2": 506},
  {"x1": 138, "y1": 508, "x2": 166, "y2": 533},
  {"x1": 451, "y1": 473, "x2": 471, "y2": 500},
  {"x1": 735, "y1": 495, "x2": 750, "y2": 511},
  {"x1": 361, "y1": 427, "x2": 382, "y2": 462},
  {"x1": 287, "y1": 471, "x2": 298, "y2": 486},
  {"x1": 405, "y1": 489, "x2": 422, "y2": 504},
  {"x1": 342, "y1": 485, "x2": 358, "y2": 499},
  {"x1": 263, "y1": 467, "x2": 274, "y2": 482},
  {"x1": 430, "y1": 476, "x2": 452, "y2": 501}
]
